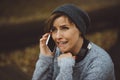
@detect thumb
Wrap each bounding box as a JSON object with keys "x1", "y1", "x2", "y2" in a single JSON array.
[{"x1": 72, "y1": 56, "x2": 76, "y2": 60}]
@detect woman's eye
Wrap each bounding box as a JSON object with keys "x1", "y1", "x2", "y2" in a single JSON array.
[
  {"x1": 51, "y1": 27, "x2": 57, "y2": 32},
  {"x1": 62, "y1": 26, "x2": 69, "y2": 30}
]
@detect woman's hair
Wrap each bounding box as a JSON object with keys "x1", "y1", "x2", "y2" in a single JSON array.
[
  {"x1": 45, "y1": 12, "x2": 73, "y2": 32},
  {"x1": 51, "y1": 4, "x2": 90, "y2": 35},
  {"x1": 45, "y1": 12, "x2": 84, "y2": 38}
]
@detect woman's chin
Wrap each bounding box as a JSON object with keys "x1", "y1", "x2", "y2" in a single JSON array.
[{"x1": 60, "y1": 48, "x2": 69, "y2": 53}]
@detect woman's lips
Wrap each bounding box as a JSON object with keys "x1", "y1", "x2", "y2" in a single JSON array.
[{"x1": 57, "y1": 41, "x2": 68, "y2": 47}]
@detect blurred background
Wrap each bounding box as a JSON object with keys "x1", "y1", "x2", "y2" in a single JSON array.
[{"x1": 0, "y1": 0, "x2": 120, "y2": 80}]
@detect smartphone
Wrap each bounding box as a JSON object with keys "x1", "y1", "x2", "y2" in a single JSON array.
[{"x1": 46, "y1": 34, "x2": 56, "y2": 52}]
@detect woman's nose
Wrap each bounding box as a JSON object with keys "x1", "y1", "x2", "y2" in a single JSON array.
[{"x1": 56, "y1": 31, "x2": 62, "y2": 39}]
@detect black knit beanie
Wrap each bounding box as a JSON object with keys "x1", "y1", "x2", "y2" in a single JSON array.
[{"x1": 52, "y1": 4, "x2": 90, "y2": 35}]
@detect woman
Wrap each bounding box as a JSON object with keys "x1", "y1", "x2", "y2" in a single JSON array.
[{"x1": 32, "y1": 4, "x2": 115, "y2": 80}]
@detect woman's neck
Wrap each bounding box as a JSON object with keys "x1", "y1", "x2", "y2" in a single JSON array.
[{"x1": 72, "y1": 37, "x2": 84, "y2": 56}]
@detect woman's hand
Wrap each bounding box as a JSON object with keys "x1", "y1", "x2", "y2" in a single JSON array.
[
  {"x1": 58, "y1": 52, "x2": 75, "y2": 60},
  {"x1": 40, "y1": 33, "x2": 54, "y2": 56},
  {"x1": 58, "y1": 52, "x2": 75, "y2": 68}
]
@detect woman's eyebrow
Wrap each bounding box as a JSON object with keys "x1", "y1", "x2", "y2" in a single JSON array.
[{"x1": 59, "y1": 24, "x2": 68, "y2": 27}]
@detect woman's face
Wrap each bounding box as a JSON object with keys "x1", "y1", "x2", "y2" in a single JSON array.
[{"x1": 51, "y1": 15, "x2": 83, "y2": 54}]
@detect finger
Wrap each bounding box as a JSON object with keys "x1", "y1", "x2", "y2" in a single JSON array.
[
  {"x1": 42, "y1": 33, "x2": 50, "y2": 38},
  {"x1": 59, "y1": 52, "x2": 72, "y2": 58},
  {"x1": 40, "y1": 38, "x2": 46, "y2": 43},
  {"x1": 72, "y1": 56, "x2": 76, "y2": 60},
  {"x1": 40, "y1": 33, "x2": 50, "y2": 44},
  {"x1": 40, "y1": 38, "x2": 47, "y2": 47},
  {"x1": 63, "y1": 52, "x2": 73, "y2": 56}
]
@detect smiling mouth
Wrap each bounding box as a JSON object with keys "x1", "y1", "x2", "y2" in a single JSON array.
[{"x1": 57, "y1": 41, "x2": 68, "y2": 47}]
